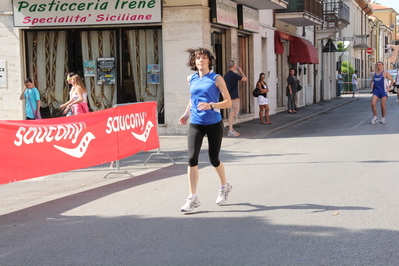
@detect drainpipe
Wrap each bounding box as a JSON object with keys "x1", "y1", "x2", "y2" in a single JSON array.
[
  {"x1": 320, "y1": 39, "x2": 324, "y2": 102},
  {"x1": 314, "y1": 25, "x2": 318, "y2": 104}
]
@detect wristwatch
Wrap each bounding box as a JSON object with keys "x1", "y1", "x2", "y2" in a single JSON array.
[{"x1": 210, "y1": 102, "x2": 215, "y2": 110}]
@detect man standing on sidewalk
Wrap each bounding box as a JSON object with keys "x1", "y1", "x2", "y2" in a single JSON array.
[
  {"x1": 370, "y1": 61, "x2": 394, "y2": 124},
  {"x1": 224, "y1": 60, "x2": 247, "y2": 137}
]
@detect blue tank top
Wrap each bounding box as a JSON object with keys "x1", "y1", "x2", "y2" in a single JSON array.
[
  {"x1": 373, "y1": 71, "x2": 385, "y2": 91},
  {"x1": 189, "y1": 71, "x2": 222, "y2": 125}
]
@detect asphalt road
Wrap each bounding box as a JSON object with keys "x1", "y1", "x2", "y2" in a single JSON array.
[{"x1": 1, "y1": 94, "x2": 399, "y2": 265}]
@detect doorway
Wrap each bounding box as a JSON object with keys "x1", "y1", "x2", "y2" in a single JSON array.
[
  {"x1": 238, "y1": 35, "x2": 250, "y2": 115},
  {"x1": 121, "y1": 28, "x2": 164, "y2": 123}
]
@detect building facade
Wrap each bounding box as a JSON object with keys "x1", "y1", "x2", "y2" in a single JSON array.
[
  {"x1": 1, "y1": 0, "x2": 292, "y2": 134},
  {"x1": 369, "y1": 3, "x2": 398, "y2": 69},
  {"x1": 5, "y1": 0, "x2": 382, "y2": 134}
]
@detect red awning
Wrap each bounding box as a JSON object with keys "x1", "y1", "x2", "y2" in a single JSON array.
[
  {"x1": 289, "y1": 36, "x2": 319, "y2": 64},
  {"x1": 274, "y1": 31, "x2": 294, "y2": 54},
  {"x1": 274, "y1": 31, "x2": 284, "y2": 54}
]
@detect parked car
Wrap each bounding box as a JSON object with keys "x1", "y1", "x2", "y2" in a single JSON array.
[{"x1": 387, "y1": 69, "x2": 398, "y2": 93}]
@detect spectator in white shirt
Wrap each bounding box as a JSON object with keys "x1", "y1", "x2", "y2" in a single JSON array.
[
  {"x1": 337, "y1": 70, "x2": 343, "y2": 98},
  {"x1": 351, "y1": 70, "x2": 358, "y2": 98}
]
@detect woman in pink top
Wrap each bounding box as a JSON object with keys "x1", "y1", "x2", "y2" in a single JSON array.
[
  {"x1": 61, "y1": 74, "x2": 89, "y2": 115},
  {"x1": 60, "y1": 72, "x2": 75, "y2": 116}
]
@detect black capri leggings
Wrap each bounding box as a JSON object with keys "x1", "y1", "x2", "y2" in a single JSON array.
[{"x1": 188, "y1": 121, "x2": 224, "y2": 167}]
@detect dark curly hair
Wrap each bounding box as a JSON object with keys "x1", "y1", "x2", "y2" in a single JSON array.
[{"x1": 186, "y1": 47, "x2": 215, "y2": 71}]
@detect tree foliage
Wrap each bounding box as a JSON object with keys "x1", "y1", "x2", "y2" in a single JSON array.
[
  {"x1": 337, "y1": 42, "x2": 346, "y2": 52},
  {"x1": 341, "y1": 61, "x2": 354, "y2": 76},
  {"x1": 340, "y1": 61, "x2": 355, "y2": 91}
]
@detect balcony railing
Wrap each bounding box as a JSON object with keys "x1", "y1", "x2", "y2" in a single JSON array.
[
  {"x1": 384, "y1": 46, "x2": 393, "y2": 58},
  {"x1": 323, "y1": 1, "x2": 350, "y2": 30},
  {"x1": 276, "y1": 0, "x2": 323, "y2": 20},
  {"x1": 352, "y1": 35, "x2": 369, "y2": 49}
]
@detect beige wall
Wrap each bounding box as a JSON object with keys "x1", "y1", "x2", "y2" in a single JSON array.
[
  {"x1": 0, "y1": 1, "x2": 12, "y2": 12},
  {"x1": 163, "y1": 0, "x2": 208, "y2": 7},
  {"x1": 0, "y1": 13, "x2": 23, "y2": 120},
  {"x1": 373, "y1": 10, "x2": 397, "y2": 42},
  {"x1": 161, "y1": 2, "x2": 212, "y2": 134},
  {"x1": 255, "y1": 10, "x2": 277, "y2": 115}
]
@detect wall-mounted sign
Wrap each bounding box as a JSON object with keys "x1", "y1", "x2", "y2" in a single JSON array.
[
  {"x1": 0, "y1": 61, "x2": 6, "y2": 88},
  {"x1": 12, "y1": 0, "x2": 161, "y2": 27},
  {"x1": 238, "y1": 5, "x2": 259, "y2": 33},
  {"x1": 147, "y1": 64, "x2": 160, "y2": 84},
  {"x1": 97, "y1": 57, "x2": 115, "y2": 85},
  {"x1": 210, "y1": 0, "x2": 238, "y2": 28}
]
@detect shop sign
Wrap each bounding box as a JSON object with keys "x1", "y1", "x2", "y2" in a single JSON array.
[
  {"x1": 0, "y1": 61, "x2": 6, "y2": 88},
  {"x1": 210, "y1": 0, "x2": 238, "y2": 28},
  {"x1": 277, "y1": 31, "x2": 293, "y2": 41},
  {"x1": 12, "y1": 0, "x2": 162, "y2": 27},
  {"x1": 238, "y1": 5, "x2": 259, "y2": 33}
]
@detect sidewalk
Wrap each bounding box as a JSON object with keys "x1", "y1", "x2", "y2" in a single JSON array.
[
  {"x1": 0, "y1": 95, "x2": 356, "y2": 214},
  {"x1": 222, "y1": 95, "x2": 356, "y2": 139}
]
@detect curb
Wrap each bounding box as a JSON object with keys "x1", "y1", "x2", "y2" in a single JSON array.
[
  {"x1": 259, "y1": 98, "x2": 357, "y2": 137},
  {"x1": 159, "y1": 98, "x2": 357, "y2": 140}
]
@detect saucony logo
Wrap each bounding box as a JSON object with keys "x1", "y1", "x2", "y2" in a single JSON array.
[
  {"x1": 131, "y1": 121, "x2": 154, "y2": 142},
  {"x1": 54, "y1": 132, "x2": 96, "y2": 158},
  {"x1": 13, "y1": 111, "x2": 154, "y2": 158}
]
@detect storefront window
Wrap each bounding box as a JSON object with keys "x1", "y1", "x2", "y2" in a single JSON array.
[
  {"x1": 25, "y1": 28, "x2": 164, "y2": 123},
  {"x1": 25, "y1": 29, "x2": 117, "y2": 117},
  {"x1": 122, "y1": 28, "x2": 164, "y2": 123}
]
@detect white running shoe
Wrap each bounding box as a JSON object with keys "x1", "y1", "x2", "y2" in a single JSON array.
[
  {"x1": 370, "y1": 117, "x2": 378, "y2": 125},
  {"x1": 380, "y1": 118, "x2": 386, "y2": 124},
  {"x1": 396, "y1": 99, "x2": 399, "y2": 103},
  {"x1": 216, "y1": 182, "x2": 232, "y2": 205},
  {"x1": 227, "y1": 130, "x2": 240, "y2": 137},
  {"x1": 181, "y1": 195, "x2": 201, "y2": 212}
]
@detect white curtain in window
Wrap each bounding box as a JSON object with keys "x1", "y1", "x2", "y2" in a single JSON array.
[
  {"x1": 80, "y1": 30, "x2": 117, "y2": 111},
  {"x1": 126, "y1": 29, "x2": 164, "y2": 114},
  {"x1": 26, "y1": 31, "x2": 68, "y2": 114}
]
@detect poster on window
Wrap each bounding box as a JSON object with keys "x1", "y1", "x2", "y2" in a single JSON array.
[
  {"x1": 84, "y1": 60, "x2": 96, "y2": 77},
  {"x1": 97, "y1": 57, "x2": 116, "y2": 85},
  {"x1": 147, "y1": 64, "x2": 160, "y2": 84}
]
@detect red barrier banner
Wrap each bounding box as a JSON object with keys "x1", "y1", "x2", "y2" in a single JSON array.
[{"x1": 0, "y1": 102, "x2": 159, "y2": 185}]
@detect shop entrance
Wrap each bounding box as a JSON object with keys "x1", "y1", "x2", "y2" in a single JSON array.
[
  {"x1": 238, "y1": 35, "x2": 250, "y2": 114},
  {"x1": 121, "y1": 28, "x2": 164, "y2": 123},
  {"x1": 211, "y1": 30, "x2": 227, "y2": 118},
  {"x1": 24, "y1": 28, "x2": 164, "y2": 122},
  {"x1": 212, "y1": 31, "x2": 226, "y2": 75},
  {"x1": 276, "y1": 41, "x2": 289, "y2": 109}
]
